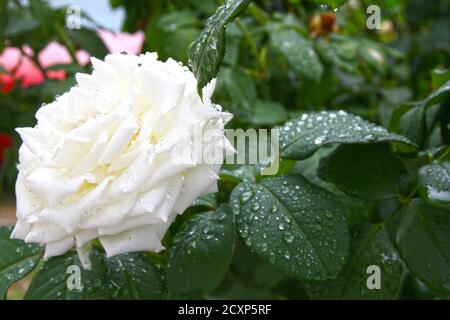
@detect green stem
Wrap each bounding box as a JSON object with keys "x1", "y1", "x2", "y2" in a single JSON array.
[
  {"x1": 54, "y1": 23, "x2": 84, "y2": 69},
  {"x1": 247, "y1": 3, "x2": 269, "y2": 24}
]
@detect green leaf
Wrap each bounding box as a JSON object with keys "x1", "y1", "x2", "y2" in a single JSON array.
[
  {"x1": 39, "y1": 77, "x2": 77, "y2": 102},
  {"x1": 396, "y1": 200, "x2": 450, "y2": 294},
  {"x1": 389, "y1": 102, "x2": 427, "y2": 147},
  {"x1": 221, "y1": 66, "x2": 257, "y2": 111},
  {"x1": 68, "y1": 28, "x2": 108, "y2": 59},
  {"x1": 0, "y1": 226, "x2": 43, "y2": 299},
  {"x1": 292, "y1": 149, "x2": 375, "y2": 227},
  {"x1": 306, "y1": 225, "x2": 403, "y2": 299},
  {"x1": 318, "y1": 144, "x2": 408, "y2": 201},
  {"x1": 271, "y1": 28, "x2": 323, "y2": 82},
  {"x1": 4, "y1": 8, "x2": 39, "y2": 37},
  {"x1": 105, "y1": 253, "x2": 164, "y2": 299},
  {"x1": 25, "y1": 248, "x2": 108, "y2": 300},
  {"x1": 230, "y1": 174, "x2": 349, "y2": 280},
  {"x1": 214, "y1": 240, "x2": 285, "y2": 299},
  {"x1": 29, "y1": 0, "x2": 53, "y2": 23},
  {"x1": 426, "y1": 80, "x2": 450, "y2": 107},
  {"x1": 251, "y1": 100, "x2": 288, "y2": 125},
  {"x1": 167, "y1": 204, "x2": 236, "y2": 292},
  {"x1": 164, "y1": 29, "x2": 199, "y2": 63},
  {"x1": 188, "y1": 0, "x2": 251, "y2": 96},
  {"x1": 154, "y1": 9, "x2": 200, "y2": 63},
  {"x1": 418, "y1": 161, "x2": 450, "y2": 210},
  {"x1": 25, "y1": 250, "x2": 164, "y2": 300},
  {"x1": 279, "y1": 111, "x2": 416, "y2": 160},
  {"x1": 220, "y1": 164, "x2": 258, "y2": 183},
  {"x1": 389, "y1": 80, "x2": 450, "y2": 146}
]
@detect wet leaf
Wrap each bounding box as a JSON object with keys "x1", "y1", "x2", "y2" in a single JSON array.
[
  {"x1": 25, "y1": 249, "x2": 164, "y2": 300},
  {"x1": 318, "y1": 144, "x2": 408, "y2": 201},
  {"x1": 271, "y1": 28, "x2": 323, "y2": 82},
  {"x1": 0, "y1": 226, "x2": 43, "y2": 299},
  {"x1": 188, "y1": 0, "x2": 251, "y2": 96},
  {"x1": 396, "y1": 200, "x2": 450, "y2": 294},
  {"x1": 418, "y1": 161, "x2": 450, "y2": 210},
  {"x1": 305, "y1": 225, "x2": 403, "y2": 299},
  {"x1": 167, "y1": 204, "x2": 236, "y2": 292},
  {"x1": 279, "y1": 111, "x2": 416, "y2": 160},
  {"x1": 230, "y1": 174, "x2": 349, "y2": 280}
]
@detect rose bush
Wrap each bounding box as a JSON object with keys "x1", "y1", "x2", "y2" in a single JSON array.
[{"x1": 1, "y1": 0, "x2": 450, "y2": 301}]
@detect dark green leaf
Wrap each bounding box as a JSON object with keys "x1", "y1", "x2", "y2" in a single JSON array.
[
  {"x1": 389, "y1": 80, "x2": 450, "y2": 146},
  {"x1": 0, "y1": 226, "x2": 43, "y2": 299},
  {"x1": 279, "y1": 111, "x2": 416, "y2": 160},
  {"x1": 271, "y1": 28, "x2": 323, "y2": 82},
  {"x1": 25, "y1": 248, "x2": 108, "y2": 300},
  {"x1": 427, "y1": 80, "x2": 450, "y2": 107},
  {"x1": 396, "y1": 200, "x2": 450, "y2": 294},
  {"x1": 389, "y1": 102, "x2": 427, "y2": 147},
  {"x1": 318, "y1": 144, "x2": 408, "y2": 201},
  {"x1": 167, "y1": 204, "x2": 236, "y2": 292},
  {"x1": 213, "y1": 240, "x2": 285, "y2": 299},
  {"x1": 39, "y1": 77, "x2": 77, "y2": 102},
  {"x1": 25, "y1": 249, "x2": 164, "y2": 299},
  {"x1": 68, "y1": 28, "x2": 108, "y2": 59},
  {"x1": 188, "y1": 0, "x2": 251, "y2": 96},
  {"x1": 230, "y1": 174, "x2": 349, "y2": 280},
  {"x1": 292, "y1": 150, "x2": 375, "y2": 227},
  {"x1": 105, "y1": 253, "x2": 164, "y2": 299},
  {"x1": 306, "y1": 225, "x2": 403, "y2": 299}
]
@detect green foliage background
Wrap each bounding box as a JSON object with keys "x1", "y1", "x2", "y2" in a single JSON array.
[{"x1": 1, "y1": 0, "x2": 450, "y2": 300}]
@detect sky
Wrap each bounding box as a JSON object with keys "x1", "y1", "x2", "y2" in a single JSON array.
[{"x1": 48, "y1": 0, "x2": 124, "y2": 31}]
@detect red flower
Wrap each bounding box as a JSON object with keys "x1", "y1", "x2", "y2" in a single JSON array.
[
  {"x1": 0, "y1": 133, "x2": 13, "y2": 167},
  {"x1": 0, "y1": 74, "x2": 15, "y2": 93}
]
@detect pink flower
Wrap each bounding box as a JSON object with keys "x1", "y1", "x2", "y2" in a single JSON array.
[
  {"x1": 97, "y1": 30, "x2": 145, "y2": 55},
  {"x1": 0, "y1": 46, "x2": 45, "y2": 90},
  {"x1": 38, "y1": 42, "x2": 89, "y2": 81},
  {"x1": 0, "y1": 30, "x2": 145, "y2": 93}
]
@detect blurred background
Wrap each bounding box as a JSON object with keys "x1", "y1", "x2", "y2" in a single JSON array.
[{"x1": 0, "y1": 0, "x2": 449, "y2": 298}]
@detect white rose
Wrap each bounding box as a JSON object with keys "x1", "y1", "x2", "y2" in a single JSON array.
[{"x1": 11, "y1": 52, "x2": 233, "y2": 269}]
